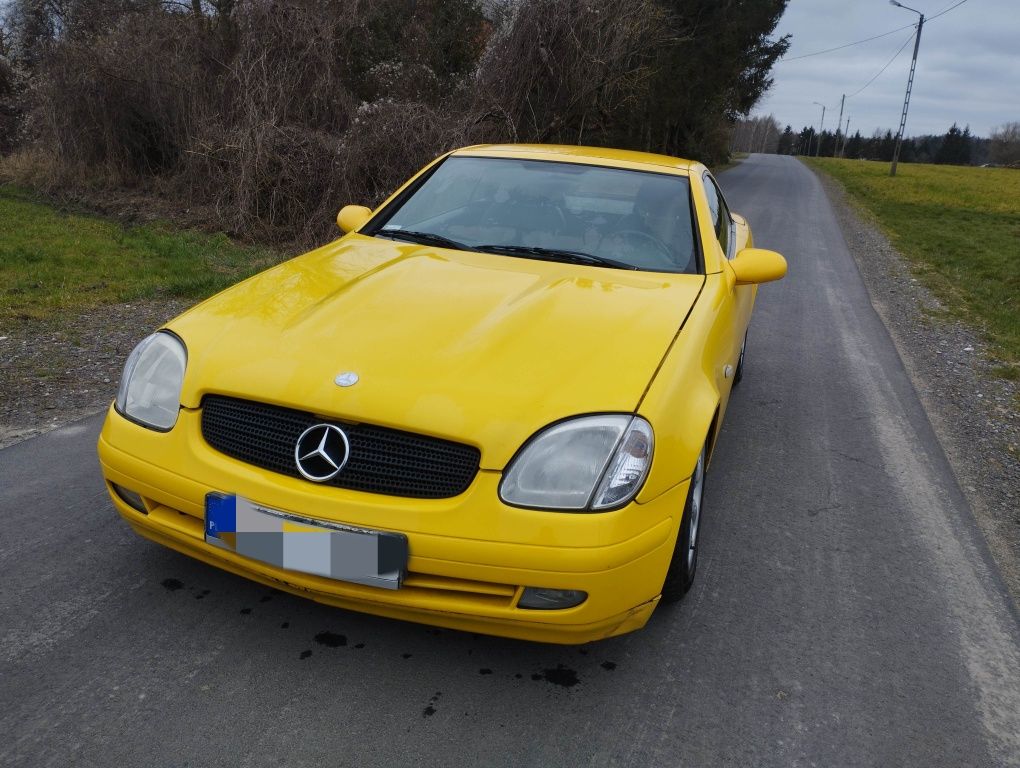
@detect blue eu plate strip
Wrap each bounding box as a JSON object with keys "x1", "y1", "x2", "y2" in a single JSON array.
[{"x1": 205, "y1": 493, "x2": 236, "y2": 539}]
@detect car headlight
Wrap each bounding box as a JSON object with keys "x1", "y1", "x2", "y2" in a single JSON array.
[
  {"x1": 499, "y1": 415, "x2": 653, "y2": 511},
  {"x1": 115, "y1": 331, "x2": 187, "y2": 430}
]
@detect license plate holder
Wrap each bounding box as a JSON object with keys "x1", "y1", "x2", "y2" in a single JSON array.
[{"x1": 204, "y1": 493, "x2": 407, "y2": 590}]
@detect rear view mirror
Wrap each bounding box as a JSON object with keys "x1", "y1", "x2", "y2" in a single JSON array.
[
  {"x1": 730, "y1": 248, "x2": 787, "y2": 285},
  {"x1": 337, "y1": 205, "x2": 372, "y2": 234}
]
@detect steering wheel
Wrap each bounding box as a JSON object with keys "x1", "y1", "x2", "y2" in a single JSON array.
[{"x1": 609, "y1": 229, "x2": 677, "y2": 269}]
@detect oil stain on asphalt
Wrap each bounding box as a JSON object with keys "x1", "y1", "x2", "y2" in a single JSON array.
[
  {"x1": 163, "y1": 583, "x2": 621, "y2": 693},
  {"x1": 314, "y1": 631, "x2": 347, "y2": 648},
  {"x1": 530, "y1": 665, "x2": 580, "y2": 688},
  {"x1": 422, "y1": 692, "x2": 442, "y2": 717}
]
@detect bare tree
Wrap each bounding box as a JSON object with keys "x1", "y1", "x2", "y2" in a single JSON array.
[
  {"x1": 730, "y1": 115, "x2": 781, "y2": 154},
  {"x1": 472, "y1": 0, "x2": 668, "y2": 146},
  {"x1": 989, "y1": 122, "x2": 1020, "y2": 167}
]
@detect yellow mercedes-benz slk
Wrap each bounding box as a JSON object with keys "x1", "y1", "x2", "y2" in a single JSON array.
[{"x1": 97, "y1": 144, "x2": 786, "y2": 644}]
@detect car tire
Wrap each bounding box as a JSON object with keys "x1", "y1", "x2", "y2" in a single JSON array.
[
  {"x1": 733, "y1": 332, "x2": 747, "y2": 385},
  {"x1": 660, "y1": 443, "x2": 706, "y2": 604}
]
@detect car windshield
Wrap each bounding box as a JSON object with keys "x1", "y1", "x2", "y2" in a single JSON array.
[{"x1": 369, "y1": 156, "x2": 698, "y2": 274}]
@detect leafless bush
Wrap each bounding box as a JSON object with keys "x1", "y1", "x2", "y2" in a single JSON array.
[
  {"x1": 179, "y1": 0, "x2": 362, "y2": 240},
  {"x1": 186, "y1": 0, "x2": 482, "y2": 242},
  {"x1": 4, "y1": 0, "x2": 789, "y2": 240},
  {"x1": 0, "y1": 57, "x2": 20, "y2": 155},
  {"x1": 30, "y1": 11, "x2": 216, "y2": 180},
  {"x1": 472, "y1": 0, "x2": 667, "y2": 146},
  {"x1": 11, "y1": 0, "x2": 486, "y2": 242}
]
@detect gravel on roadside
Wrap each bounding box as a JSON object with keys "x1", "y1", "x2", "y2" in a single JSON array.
[
  {"x1": 0, "y1": 300, "x2": 188, "y2": 447},
  {"x1": 812, "y1": 168, "x2": 1020, "y2": 605}
]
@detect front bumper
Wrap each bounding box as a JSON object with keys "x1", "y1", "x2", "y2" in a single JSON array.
[{"x1": 98, "y1": 406, "x2": 687, "y2": 644}]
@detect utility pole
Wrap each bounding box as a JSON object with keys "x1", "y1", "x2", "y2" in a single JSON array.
[
  {"x1": 834, "y1": 94, "x2": 845, "y2": 158},
  {"x1": 889, "y1": 1, "x2": 924, "y2": 176},
  {"x1": 841, "y1": 117, "x2": 851, "y2": 157},
  {"x1": 812, "y1": 101, "x2": 826, "y2": 157}
]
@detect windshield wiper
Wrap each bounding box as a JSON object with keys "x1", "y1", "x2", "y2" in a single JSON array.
[
  {"x1": 376, "y1": 233, "x2": 639, "y2": 271},
  {"x1": 474, "y1": 244, "x2": 638, "y2": 271},
  {"x1": 376, "y1": 228, "x2": 468, "y2": 251}
]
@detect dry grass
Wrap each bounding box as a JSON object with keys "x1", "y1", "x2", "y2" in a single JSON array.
[{"x1": 807, "y1": 158, "x2": 1020, "y2": 373}]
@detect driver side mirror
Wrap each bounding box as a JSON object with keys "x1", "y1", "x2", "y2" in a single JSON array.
[
  {"x1": 337, "y1": 205, "x2": 372, "y2": 234},
  {"x1": 730, "y1": 248, "x2": 787, "y2": 285}
]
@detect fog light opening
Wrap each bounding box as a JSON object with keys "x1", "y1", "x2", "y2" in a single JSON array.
[
  {"x1": 111, "y1": 483, "x2": 148, "y2": 514},
  {"x1": 518, "y1": 588, "x2": 588, "y2": 610}
]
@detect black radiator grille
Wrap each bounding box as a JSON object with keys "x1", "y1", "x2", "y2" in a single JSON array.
[{"x1": 201, "y1": 395, "x2": 480, "y2": 499}]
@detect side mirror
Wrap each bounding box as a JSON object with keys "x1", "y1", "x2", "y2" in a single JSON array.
[
  {"x1": 730, "y1": 248, "x2": 787, "y2": 285},
  {"x1": 337, "y1": 205, "x2": 372, "y2": 234}
]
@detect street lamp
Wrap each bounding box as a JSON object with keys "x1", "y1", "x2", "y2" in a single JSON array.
[
  {"x1": 812, "y1": 101, "x2": 827, "y2": 157},
  {"x1": 889, "y1": 0, "x2": 924, "y2": 176}
]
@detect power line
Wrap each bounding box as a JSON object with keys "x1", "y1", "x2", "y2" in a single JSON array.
[
  {"x1": 845, "y1": 1, "x2": 972, "y2": 102},
  {"x1": 780, "y1": 24, "x2": 915, "y2": 62},
  {"x1": 779, "y1": 0, "x2": 972, "y2": 63},
  {"x1": 929, "y1": 0, "x2": 971, "y2": 21},
  {"x1": 847, "y1": 30, "x2": 916, "y2": 99}
]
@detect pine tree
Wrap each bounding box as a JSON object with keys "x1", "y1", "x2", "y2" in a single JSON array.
[
  {"x1": 777, "y1": 125, "x2": 795, "y2": 155},
  {"x1": 935, "y1": 123, "x2": 973, "y2": 165}
]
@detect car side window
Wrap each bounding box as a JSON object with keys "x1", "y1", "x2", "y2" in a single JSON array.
[{"x1": 703, "y1": 173, "x2": 734, "y2": 259}]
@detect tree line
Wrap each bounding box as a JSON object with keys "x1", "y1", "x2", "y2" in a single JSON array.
[
  {"x1": 0, "y1": 0, "x2": 789, "y2": 242},
  {"x1": 732, "y1": 114, "x2": 1020, "y2": 167}
]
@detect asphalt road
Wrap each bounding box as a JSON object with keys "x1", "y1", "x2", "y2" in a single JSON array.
[{"x1": 2, "y1": 154, "x2": 1019, "y2": 768}]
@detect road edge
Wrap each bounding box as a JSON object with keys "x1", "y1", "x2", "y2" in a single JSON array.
[{"x1": 808, "y1": 162, "x2": 1020, "y2": 608}]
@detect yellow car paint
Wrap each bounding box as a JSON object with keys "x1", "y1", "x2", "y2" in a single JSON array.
[
  {"x1": 169, "y1": 234, "x2": 705, "y2": 470},
  {"x1": 99, "y1": 406, "x2": 686, "y2": 643},
  {"x1": 98, "y1": 144, "x2": 786, "y2": 644}
]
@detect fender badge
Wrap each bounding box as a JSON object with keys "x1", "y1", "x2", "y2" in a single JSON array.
[{"x1": 334, "y1": 372, "x2": 359, "y2": 387}]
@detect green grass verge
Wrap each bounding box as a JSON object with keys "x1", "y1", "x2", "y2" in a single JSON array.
[
  {"x1": 0, "y1": 185, "x2": 280, "y2": 323},
  {"x1": 804, "y1": 158, "x2": 1020, "y2": 373}
]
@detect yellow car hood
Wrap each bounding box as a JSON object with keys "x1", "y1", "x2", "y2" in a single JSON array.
[{"x1": 170, "y1": 235, "x2": 703, "y2": 469}]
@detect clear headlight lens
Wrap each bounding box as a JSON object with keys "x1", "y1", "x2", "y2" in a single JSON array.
[
  {"x1": 115, "y1": 332, "x2": 187, "y2": 430},
  {"x1": 499, "y1": 415, "x2": 654, "y2": 511}
]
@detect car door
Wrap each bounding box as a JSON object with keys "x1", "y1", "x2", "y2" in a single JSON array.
[{"x1": 701, "y1": 173, "x2": 753, "y2": 429}]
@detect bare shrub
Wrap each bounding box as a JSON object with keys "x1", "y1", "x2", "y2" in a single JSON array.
[
  {"x1": 0, "y1": 55, "x2": 21, "y2": 156},
  {"x1": 13, "y1": 0, "x2": 487, "y2": 242},
  {"x1": 179, "y1": 0, "x2": 484, "y2": 243},
  {"x1": 30, "y1": 11, "x2": 217, "y2": 180},
  {"x1": 472, "y1": 0, "x2": 667, "y2": 147},
  {"x1": 6, "y1": 0, "x2": 790, "y2": 239},
  {"x1": 179, "y1": 0, "x2": 363, "y2": 241}
]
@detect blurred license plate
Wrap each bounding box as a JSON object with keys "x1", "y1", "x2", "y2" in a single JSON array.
[{"x1": 204, "y1": 493, "x2": 407, "y2": 589}]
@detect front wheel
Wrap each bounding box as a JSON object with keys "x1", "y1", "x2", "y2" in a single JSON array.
[{"x1": 660, "y1": 444, "x2": 706, "y2": 603}]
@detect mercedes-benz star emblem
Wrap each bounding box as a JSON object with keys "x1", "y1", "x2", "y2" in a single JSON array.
[
  {"x1": 294, "y1": 424, "x2": 350, "y2": 482},
  {"x1": 335, "y1": 372, "x2": 359, "y2": 387}
]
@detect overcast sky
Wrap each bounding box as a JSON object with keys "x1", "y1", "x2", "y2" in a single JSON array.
[{"x1": 756, "y1": 0, "x2": 1019, "y2": 139}]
